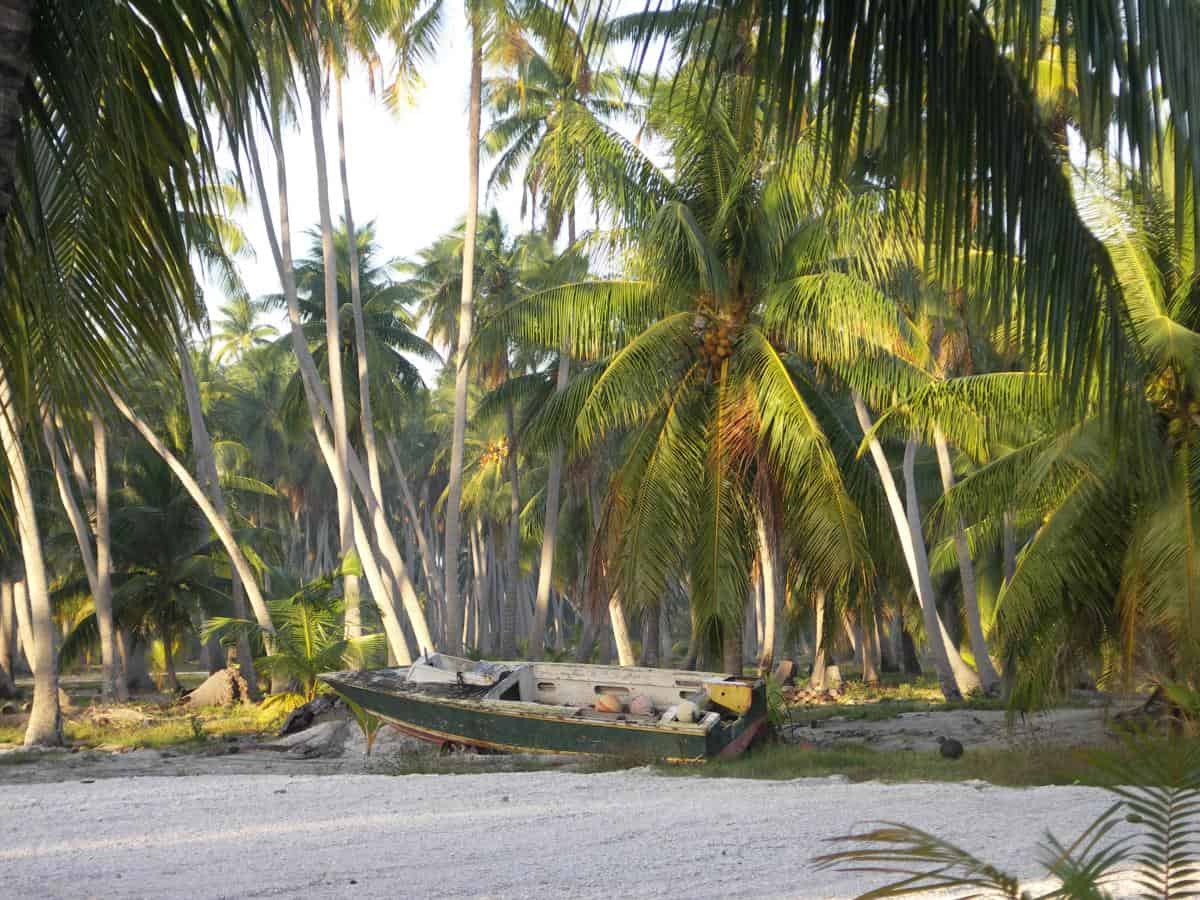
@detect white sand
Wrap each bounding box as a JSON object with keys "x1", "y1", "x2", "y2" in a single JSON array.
[{"x1": 0, "y1": 770, "x2": 1136, "y2": 899}]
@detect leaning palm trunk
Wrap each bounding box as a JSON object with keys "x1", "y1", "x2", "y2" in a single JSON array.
[
  {"x1": 0, "y1": 362, "x2": 61, "y2": 745},
  {"x1": 305, "y1": 60, "x2": 361, "y2": 643},
  {"x1": 443, "y1": 26, "x2": 484, "y2": 655},
  {"x1": 106, "y1": 387, "x2": 276, "y2": 649},
  {"x1": 247, "y1": 122, "x2": 434, "y2": 659},
  {"x1": 851, "y1": 393, "x2": 969, "y2": 699},
  {"x1": 385, "y1": 436, "x2": 443, "y2": 612},
  {"x1": 529, "y1": 354, "x2": 570, "y2": 657},
  {"x1": 933, "y1": 427, "x2": 1002, "y2": 693},
  {"x1": 901, "y1": 441, "x2": 981, "y2": 696},
  {"x1": 350, "y1": 503, "x2": 412, "y2": 665},
  {"x1": 176, "y1": 342, "x2": 260, "y2": 694}
]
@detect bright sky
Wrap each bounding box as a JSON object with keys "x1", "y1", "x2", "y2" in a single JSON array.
[{"x1": 204, "y1": 2, "x2": 525, "y2": 357}]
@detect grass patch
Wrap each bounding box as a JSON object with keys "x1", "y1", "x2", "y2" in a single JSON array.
[
  {"x1": 663, "y1": 738, "x2": 1196, "y2": 787},
  {"x1": 0, "y1": 703, "x2": 284, "y2": 752}
]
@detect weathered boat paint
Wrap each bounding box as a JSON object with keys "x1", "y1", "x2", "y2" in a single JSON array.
[{"x1": 320, "y1": 662, "x2": 767, "y2": 761}]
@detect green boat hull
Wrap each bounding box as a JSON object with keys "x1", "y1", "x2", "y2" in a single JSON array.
[{"x1": 322, "y1": 668, "x2": 767, "y2": 761}]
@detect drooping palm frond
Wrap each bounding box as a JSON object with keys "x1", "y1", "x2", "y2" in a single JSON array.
[
  {"x1": 4, "y1": 0, "x2": 295, "y2": 407},
  {"x1": 601, "y1": 0, "x2": 1187, "y2": 409}
]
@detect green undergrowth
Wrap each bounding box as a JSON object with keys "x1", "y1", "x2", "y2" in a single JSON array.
[{"x1": 665, "y1": 738, "x2": 1197, "y2": 787}]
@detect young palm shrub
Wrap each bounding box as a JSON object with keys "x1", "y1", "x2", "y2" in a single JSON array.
[
  {"x1": 815, "y1": 741, "x2": 1200, "y2": 898},
  {"x1": 205, "y1": 556, "x2": 385, "y2": 711}
]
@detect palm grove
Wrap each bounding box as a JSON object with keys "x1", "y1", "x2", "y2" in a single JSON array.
[{"x1": 0, "y1": 0, "x2": 1197, "y2": 746}]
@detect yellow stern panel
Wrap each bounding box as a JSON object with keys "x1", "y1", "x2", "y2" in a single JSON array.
[{"x1": 705, "y1": 680, "x2": 754, "y2": 715}]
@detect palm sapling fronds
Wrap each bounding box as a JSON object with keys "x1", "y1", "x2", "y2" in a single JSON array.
[{"x1": 814, "y1": 740, "x2": 1200, "y2": 898}]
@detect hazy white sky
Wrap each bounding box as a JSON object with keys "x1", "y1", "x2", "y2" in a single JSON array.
[{"x1": 205, "y1": 3, "x2": 525, "y2": 348}]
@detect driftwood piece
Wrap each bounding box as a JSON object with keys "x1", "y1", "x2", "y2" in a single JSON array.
[
  {"x1": 280, "y1": 695, "x2": 341, "y2": 736},
  {"x1": 185, "y1": 667, "x2": 251, "y2": 708}
]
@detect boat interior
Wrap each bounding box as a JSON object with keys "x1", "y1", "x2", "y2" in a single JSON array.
[{"x1": 405, "y1": 652, "x2": 752, "y2": 728}]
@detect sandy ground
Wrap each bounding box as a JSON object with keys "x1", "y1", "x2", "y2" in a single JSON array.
[
  {"x1": 0, "y1": 768, "x2": 1140, "y2": 899},
  {"x1": 780, "y1": 705, "x2": 1117, "y2": 750}
]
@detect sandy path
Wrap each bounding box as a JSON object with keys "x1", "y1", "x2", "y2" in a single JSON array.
[{"x1": 0, "y1": 770, "x2": 1136, "y2": 899}]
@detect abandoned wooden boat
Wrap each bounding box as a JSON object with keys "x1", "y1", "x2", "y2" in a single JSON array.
[{"x1": 319, "y1": 653, "x2": 768, "y2": 761}]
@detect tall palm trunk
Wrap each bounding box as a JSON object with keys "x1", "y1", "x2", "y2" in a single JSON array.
[
  {"x1": 933, "y1": 427, "x2": 1001, "y2": 693},
  {"x1": 106, "y1": 388, "x2": 276, "y2": 648},
  {"x1": 176, "y1": 341, "x2": 260, "y2": 693},
  {"x1": 0, "y1": 362, "x2": 61, "y2": 745},
  {"x1": 48, "y1": 412, "x2": 124, "y2": 698},
  {"x1": 502, "y1": 397, "x2": 521, "y2": 658},
  {"x1": 91, "y1": 416, "x2": 125, "y2": 700},
  {"x1": 444, "y1": 26, "x2": 483, "y2": 654},
  {"x1": 349, "y1": 503, "x2": 412, "y2": 664},
  {"x1": 248, "y1": 119, "x2": 432, "y2": 658},
  {"x1": 0, "y1": 578, "x2": 16, "y2": 697},
  {"x1": 851, "y1": 393, "x2": 967, "y2": 699},
  {"x1": 754, "y1": 511, "x2": 779, "y2": 674},
  {"x1": 305, "y1": 52, "x2": 360, "y2": 642},
  {"x1": 335, "y1": 72, "x2": 395, "y2": 630},
  {"x1": 810, "y1": 589, "x2": 829, "y2": 690},
  {"x1": 529, "y1": 353, "x2": 570, "y2": 657},
  {"x1": 586, "y1": 478, "x2": 634, "y2": 665}
]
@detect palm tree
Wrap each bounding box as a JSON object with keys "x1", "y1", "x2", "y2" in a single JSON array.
[
  {"x1": 505, "y1": 69, "x2": 901, "y2": 675},
  {"x1": 482, "y1": 8, "x2": 634, "y2": 240},
  {"x1": 214, "y1": 297, "x2": 278, "y2": 363}
]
